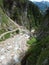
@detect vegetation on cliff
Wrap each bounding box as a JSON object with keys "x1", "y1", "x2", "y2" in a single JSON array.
[{"x1": 0, "y1": 0, "x2": 49, "y2": 65}]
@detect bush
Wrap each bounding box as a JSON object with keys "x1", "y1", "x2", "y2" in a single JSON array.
[
  {"x1": 27, "y1": 37, "x2": 37, "y2": 45},
  {"x1": 26, "y1": 36, "x2": 49, "y2": 65}
]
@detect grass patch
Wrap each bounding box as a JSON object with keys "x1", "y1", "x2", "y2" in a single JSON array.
[
  {"x1": 0, "y1": 29, "x2": 19, "y2": 42},
  {"x1": 0, "y1": 29, "x2": 6, "y2": 35},
  {"x1": 0, "y1": 7, "x2": 8, "y2": 24},
  {"x1": 0, "y1": 33, "x2": 10, "y2": 42},
  {"x1": 4, "y1": 33, "x2": 10, "y2": 39},
  {"x1": 27, "y1": 37, "x2": 37, "y2": 45}
]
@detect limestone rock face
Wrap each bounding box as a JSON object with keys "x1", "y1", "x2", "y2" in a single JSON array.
[{"x1": 0, "y1": 34, "x2": 29, "y2": 65}]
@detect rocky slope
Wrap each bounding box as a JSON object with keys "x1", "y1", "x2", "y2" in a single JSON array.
[{"x1": 0, "y1": 33, "x2": 29, "y2": 65}]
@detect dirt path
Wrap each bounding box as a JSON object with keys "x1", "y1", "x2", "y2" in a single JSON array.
[{"x1": 0, "y1": 28, "x2": 19, "y2": 39}]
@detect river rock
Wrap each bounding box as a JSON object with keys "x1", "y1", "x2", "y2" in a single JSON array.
[{"x1": 0, "y1": 34, "x2": 29, "y2": 65}]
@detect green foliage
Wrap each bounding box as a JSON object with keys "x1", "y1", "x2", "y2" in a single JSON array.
[
  {"x1": 0, "y1": 0, "x2": 3, "y2": 7},
  {"x1": 0, "y1": 29, "x2": 6, "y2": 35},
  {"x1": 0, "y1": 29, "x2": 19, "y2": 42},
  {"x1": 27, "y1": 37, "x2": 37, "y2": 45},
  {"x1": 3, "y1": 0, "x2": 42, "y2": 29},
  {"x1": 27, "y1": 1, "x2": 42, "y2": 27},
  {"x1": 4, "y1": 33, "x2": 10, "y2": 39},
  {"x1": 26, "y1": 35, "x2": 49, "y2": 65},
  {"x1": 36, "y1": 47, "x2": 49, "y2": 65},
  {"x1": 3, "y1": 0, "x2": 13, "y2": 10},
  {"x1": 0, "y1": 7, "x2": 17, "y2": 35},
  {"x1": 1, "y1": 1, "x2": 49, "y2": 65}
]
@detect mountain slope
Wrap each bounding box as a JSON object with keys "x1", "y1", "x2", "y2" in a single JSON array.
[
  {"x1": 0, "y1": 7, "x2": 18, "y2": 35},
  {"x1": 2, "y1": 0, "x2": 42, "y2": 30},
  {"x1": 34, "y1": 1, "x2": 49, "y2": 12},
  {"x1": 24, "y1": 7, "x2": 49, "y2": 65}
]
